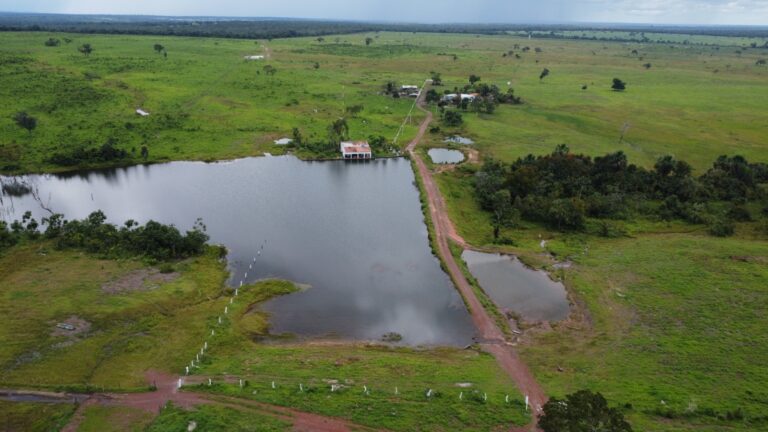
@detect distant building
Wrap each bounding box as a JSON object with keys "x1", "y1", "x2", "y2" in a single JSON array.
[
  {"x1": 441, "y1": 93, "x2": 478, "y2": 103},
  {"x1": 136, "y1": 109, "x2": 150, "y2": 117},
  {"x1": 340, "y1": 141, "x2": 372, "y2": 160},
  {"x1": 400, "y1": 85, "x2": 420, "y2": 97}
]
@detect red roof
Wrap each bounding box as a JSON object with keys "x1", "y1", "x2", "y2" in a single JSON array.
[{"x1": 341, "y1": 141, "x2": 372, "y2": 154}]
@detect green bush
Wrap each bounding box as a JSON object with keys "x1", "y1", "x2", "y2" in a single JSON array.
[{"x1": 708, "y1": 218, "x2": 735, "y2": 237}]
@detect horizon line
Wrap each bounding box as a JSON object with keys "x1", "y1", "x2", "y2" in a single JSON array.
[{"x1": 2, "y1": 10, "x2": 768, "y2": 28}]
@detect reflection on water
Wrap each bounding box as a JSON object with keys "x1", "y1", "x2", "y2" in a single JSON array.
[
  {"x1": 0, "y1": 157, "x2": 474, "y2": 346},
  {"x1": 462, "y1": 250, "x2": 570, "y2": 322},
  {"x1": 443, "y1": 136, "x2": 474, "y2": 145},
  {"x1": 428, "y1": 149, "x2": 465, "y2": 164}
]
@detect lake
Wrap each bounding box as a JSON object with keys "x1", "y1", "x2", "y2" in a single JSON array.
[
  {"x1": 462, "y1": 250, "x2": 570, "y2": 322},
  {"x1": 0, "y1": 157, "x2": 475, "y2": 346}
]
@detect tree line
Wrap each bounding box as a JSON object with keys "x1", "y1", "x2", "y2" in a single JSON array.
[
  {"x1": 0, "y1": 210, "x2": 210, "y2": 261},
  {"x1": 2, "y1": 14, "x2": 764, "y2": 41},
  {"x1": 473, "y1": 146, "x2": 768, "y2": 239}
]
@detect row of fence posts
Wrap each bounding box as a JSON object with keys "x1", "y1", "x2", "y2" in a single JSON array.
[{"x1": 176, "y1": 239, "x2": 531, "y2": 412}]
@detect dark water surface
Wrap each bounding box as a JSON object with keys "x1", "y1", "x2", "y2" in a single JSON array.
[
  {"x1": 428, "y1": 149, "x2": 465, "y2": 164},
  {"x1": 461, "y1": 250, "x2": 570, "y2": 322},
  {"x1": 1, "y1": 157, "x2": 474, "y2": 346}
]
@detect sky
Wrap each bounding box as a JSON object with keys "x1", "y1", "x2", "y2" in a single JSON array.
[{"x1": 2, "y1": 0, "x2": 768, "y2": 25}]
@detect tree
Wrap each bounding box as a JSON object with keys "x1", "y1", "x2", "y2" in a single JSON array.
[
  {"x1": 263, "y1": 65, "x2": 277, "y2": 76},
  {"x1": 469, "y1": 74, "x2": 481, "y2": 85},
  {"x1": 491, "y1": 190, "x2": 515, "y2": 240},
  {"x1": 140, "y1": 145, "x2": 149, "y2": 160},
  {"x1": 612, "y1": 78, "x2": 627, "y2": 91},
  {"x1": 547, "y1": 198, "x2": 586, "y2": 230},
  {"x1": 291, "y1": 127, "x2": 303, "y2": 146},
  {"x1": 430, "y1": 71, "x2": 443, "y2": 85},
  {"x1": 345, "y1": 104, "x2": 364, "y2": 117},
  {"x1": 316, "y1": 37, "x2": 325, "y2": 43},
  {"x1": 313, "y1": 62, "x2": 320, "y2": 70},
  {"x1": 757, "y1": 59, "x2": 767, "y2": 66},
  {"x1": 153, "y1": 43, "x2": 165, "y2": 54},
  {"x1": 78, "y1": 43, "x2": 93, "y2": 57},
  {"x1": 13, "y1": 112, "x2": 37, "y2": 134},
  {"x1": 443, "y1": 110, "x2": 463, "y2": 127},
  {"x1": 365, "y1": 37, "x2": 374, "y2": 46},
  {"x1": 327, "y1": 118, "x2": 349, "y2": 147},
  {"x1": 538, "y1": 390, "x2": 632, "y2": 432},
  {"x1": 44, "y1": 38, "x2": 60, "y2": 47},
  {"x1": 368, "y1": 135, "x2": 387, "y2": 151},
  {"x1": 539, "y1": 68, "x2": 550, "y2": 81},
  {"x1": 425, "y1": 89, "x2": 441, "y2": 104}
]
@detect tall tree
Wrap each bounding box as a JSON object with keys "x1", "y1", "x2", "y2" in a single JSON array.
[
  {"x1": 153, "y1": 43, "x2": 165, "y2": 54},
  {"x1": 539, "y1": 68, "x2": 550, "y2": 80},
  {"x1": 612, "y1": 78, "x2": 627, "y2": 91},
  {"x1": 490, "y1": 190, "x2": 515, "y2": 240},
  {"x1": 365, "y1": 37, "x2": 374, "y2": 46},
  {"x1": 469, "y1": 74, "x2": 481, "y2": 85}
]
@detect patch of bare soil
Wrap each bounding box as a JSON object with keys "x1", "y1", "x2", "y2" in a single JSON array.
[
  {"x1": 102, "y1": 268, "x2": 179, "y2": 294},
  {"x1": 730, "y1": 255, "x2": 767, "y2": 264},
  {"x1": 50, "y1": 316, "x2": 91, "y2": 338}
]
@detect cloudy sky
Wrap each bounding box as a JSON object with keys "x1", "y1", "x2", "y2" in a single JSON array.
[{"x1": 2, "y1": 0, "x2": 768, "y2": 25}]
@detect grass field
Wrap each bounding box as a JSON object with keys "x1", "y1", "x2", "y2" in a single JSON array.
[{"x1": 2, "y1": 31, "x2": 767, "y2": 173}]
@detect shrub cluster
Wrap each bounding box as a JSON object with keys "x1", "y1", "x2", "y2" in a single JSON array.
[{"x1": 1, "y1": 210, "x2": 209, "y2": 260}]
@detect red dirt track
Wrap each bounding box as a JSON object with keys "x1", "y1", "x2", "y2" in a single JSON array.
[{"x1": 407, "y1": 83, "x2": 546, "y2": 431}]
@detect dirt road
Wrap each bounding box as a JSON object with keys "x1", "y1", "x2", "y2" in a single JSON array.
[
  {"x1": 2, "y1": 370, "x2": 367, "y2": 432},
  {"x1": 407, "y1": 84, "x2": 546, "y2": 431}
]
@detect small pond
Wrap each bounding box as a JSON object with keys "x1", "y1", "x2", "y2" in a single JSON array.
[
  {"x1": 461, "y1": 250, "x2": 570, "y2": 322},
  {"x1": 443, "y1": 136, "x2": 474, "y2": 145},
  {"x1": 0, "y1": 157, "x2": 475, "y2": 346},
  {"x1": 428, "y1": 149, "x2": 465, "y2": 164}
]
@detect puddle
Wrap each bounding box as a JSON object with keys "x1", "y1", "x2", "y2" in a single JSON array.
[
  {"x1": 428, "y1": 148, "x2": 465, "y2": 164},
  {"x1": 443, "y1": 136, "x2": 474, "y2": 145}
]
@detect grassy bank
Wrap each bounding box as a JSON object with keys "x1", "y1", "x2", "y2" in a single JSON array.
[{"x1": 0, "y1": 400, "x2": 75, "y2": 432}]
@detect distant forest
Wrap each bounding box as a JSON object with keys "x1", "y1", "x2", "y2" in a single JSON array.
[{"x1": 1, "y1": 13, "x2": 767, "y2": 40}]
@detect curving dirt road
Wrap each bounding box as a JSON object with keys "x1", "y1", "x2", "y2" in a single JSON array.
[{"x1": 407, "y1": 83, "x2": 546, "y2": 431}]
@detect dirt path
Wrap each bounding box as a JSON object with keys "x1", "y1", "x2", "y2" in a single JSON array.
[
  {"x1": 407, "y1": 83, "x2": 546, "y2": 431},
  {"x1": 2, "y1": 370, "x2": 368, "y2": 432}
]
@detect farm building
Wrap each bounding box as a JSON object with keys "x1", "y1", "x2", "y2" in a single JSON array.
[
  {"x1": 340, "y1": 141, "x2": 372, "y2": 160},
  {"x1": 441, "y1": 93, "x2": 478, "y2": 103},
  {"x1": 244, "y1": 55, "x2": 265, "y2": 60},
  {"x1": 400, "y1": 85, "x2": 420, "y2": 98}
]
